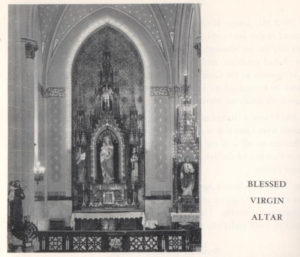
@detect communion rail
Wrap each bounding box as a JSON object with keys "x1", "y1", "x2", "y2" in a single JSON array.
[{"x1": 37, "y1": 229, "x2": 197, "y2": 252}]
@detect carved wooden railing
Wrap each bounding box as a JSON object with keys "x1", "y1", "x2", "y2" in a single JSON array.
[{"x1": 37, "y1": 229, "x2": 195, "y2": 252}]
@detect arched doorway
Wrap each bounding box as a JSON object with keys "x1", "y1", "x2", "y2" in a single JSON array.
[{"x1": 72, "y1": 26, "x2": 145, "y2": 211}]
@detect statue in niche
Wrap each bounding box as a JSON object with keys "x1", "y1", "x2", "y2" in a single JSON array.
[
  {"x1": 76, "y1": 147, "x2": 87, "y2": 207},
  {"x1": 76, "y1": 147, "x2": 86, "y2": 183},
  {"x1": 130, "y1": 147, "x2": 139, "y2": 184},
  {"x1": 101, "y1": 84, "x2": 113, "y2": 111},
  {"x1": 130, "y1": 147, "x2": 139, "y2": 206},
  {"x1": 99, "y1": 46, "x2": 114, "y2": 112},
  {"x1": 100, "y1": 135, "x2": 115, "y2": 184},
  {"x1": 181, "y1": 105, "x2": 194, "y2": 132},
  {"x1": 180, "y1": 160, "x2": 195, "y2": 196},
  {"x1": 94, "y1": 93, "x2": 102, "y2": 119}
]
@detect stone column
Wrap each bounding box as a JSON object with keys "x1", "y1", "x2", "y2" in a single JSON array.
[{"x1": 8, "y1": 5, "x2": 37, "y2": 223}]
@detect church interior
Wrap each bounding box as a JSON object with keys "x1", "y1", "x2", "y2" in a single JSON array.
[{"x1": 8, "y1": 4, "x2": 201, "y2": 252}]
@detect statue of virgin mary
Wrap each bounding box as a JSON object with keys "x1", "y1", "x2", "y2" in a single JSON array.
[
  {"x1": 100, "y1": 135, "x2": 114, "y2": 184},
  {"x1": 180, "y1": 161, "x2": 195, "y2": 196}
]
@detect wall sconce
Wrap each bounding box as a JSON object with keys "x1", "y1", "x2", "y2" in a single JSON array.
[{"x1": 33, "y1": 161, "x2": 45, "y2": 185}]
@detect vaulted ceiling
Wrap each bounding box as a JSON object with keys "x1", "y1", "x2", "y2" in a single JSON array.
[{"x1": 38, "y1": 4, "x2": 182, "y2": 61}]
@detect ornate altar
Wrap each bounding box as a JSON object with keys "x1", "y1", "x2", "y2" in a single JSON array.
[
  {"x1": 172, "y1": 75, "x2": 200, "y2": 223},
  {"x1": 72, "y1": 30, "x2": 145, "y2": 214}
]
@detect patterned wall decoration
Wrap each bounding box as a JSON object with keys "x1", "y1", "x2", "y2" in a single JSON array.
[
  {"x1": 38, "y1": 4, "x2": 179, "y2": 60},
  {"x1": 48, "y1": 98, "x2": 63, "y2": 182},
  {"x1": 158, "y1": 4, "x2": 178, "y2": 44},
  {"x1": 53, "y1": 5, "x2": 165, "y2": 55},
  {"x1": 152, "y1": 97, "x2": 170, "y2": 181},
  {"x1": 38, "y1": 5, "x2": 61, "y2": 53}
]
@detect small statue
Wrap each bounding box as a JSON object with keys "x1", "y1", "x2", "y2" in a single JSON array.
[
  {"x1": 8, "y1": 181, "x2": 38, "y2": 246},
  {"x1": 130, "y1": 148, "x2": 139, "y2": 205},
  {"x1": 180, "y1": 160, "x2": 195, "y2": 196},
  {"x1": 101, "y1": 84, "x2": 113, "y2": 111},
  {"x1": 76, "y1": 147, "x2": 86, "y2": 184},
  {"x1": 130, "y1": 147, "x2": 139, "y2": 184},
  {"x1": 100, "y1": 135, "x2": 115, "y2": 184},
  {"x1": 8, "y1": 180, "x2": 25, "y2": 235}
]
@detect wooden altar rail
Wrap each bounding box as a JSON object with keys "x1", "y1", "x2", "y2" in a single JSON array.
[{"x1": 37, "y1": 229, "x2": 196, "y2": 252}]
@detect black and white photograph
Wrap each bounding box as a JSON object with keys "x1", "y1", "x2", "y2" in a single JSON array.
[{"x1": 7, "y1": 3, "x2": 201, "y2": 252}]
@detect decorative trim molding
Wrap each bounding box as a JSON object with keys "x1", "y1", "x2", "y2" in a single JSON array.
[
  {"x1": 145, "y1": 191, "x2": 172, "y2": 200},
  {"x1": 48, "y1": 195, "x2": 72, "y2": 201},
  {"x1": 151, "y1": 87, "x2": 182, "y2": 97},
  {"x1": 40, "y1": 86, "x2": 65, "y2": 97},
  {"x1": 35, "y1": 191, "x2": 72, "y2": 201},
  {"x1": 35, "y1": 195, "x2": 72, "y2": 201},
  {"x1": 144, "y1": 195, "x2": 171, "y2": 200}
]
